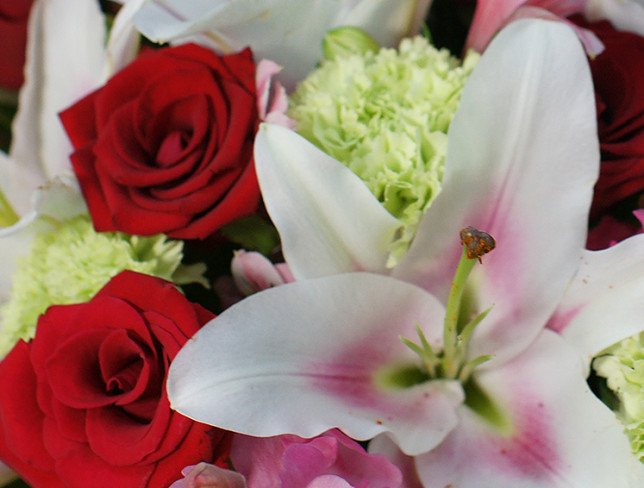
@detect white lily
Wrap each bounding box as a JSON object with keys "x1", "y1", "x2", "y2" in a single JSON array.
[
  {"x1": 132, "y1": 0, "x2": 432, "y2": 89},
  {"x1": 168, "y1": 19, "x2": 644, "y2": 486},
  {"x1": 0, "y1": 0, "x2": 141, "y2": 215},
  {"x1": 0, "y1": 0, "x2": 141, "y2": 345}
]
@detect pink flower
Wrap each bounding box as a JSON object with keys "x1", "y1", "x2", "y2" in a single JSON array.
[
  {"x1": 231, "y1": 250, "x2": 293, "y2": 296},
  {"x1": 170, "y1": 462, "x2": 246, "y2": 488},
  {"x1": 464, "y1": 0, "x2": 604, "y2": 55},
  {"x1": 230, "y1": 430, "x2": 402, "y2": 488}
]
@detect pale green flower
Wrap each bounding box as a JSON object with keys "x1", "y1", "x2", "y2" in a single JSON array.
[
  {"x1": 289, "y1": 35, "x2": 478, "y2": 264},
  {"x1": 0, "y1": 215, "x2": 206, "y2": 357},
  {"x1": 593, "y1": 332, "x2": 644, "y2": 461}
]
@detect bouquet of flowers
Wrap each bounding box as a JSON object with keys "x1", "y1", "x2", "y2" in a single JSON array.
[{"x1": 0, "y1": 0, "x2": 643, "y2": 487}]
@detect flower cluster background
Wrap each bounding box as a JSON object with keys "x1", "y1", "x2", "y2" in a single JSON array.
[{"x1": 0, "y1": 1, "x2": 643, "y2": 487}]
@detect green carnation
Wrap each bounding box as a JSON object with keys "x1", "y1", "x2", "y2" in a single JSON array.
[
  {"x1": 0, "y1": 215, "x2": 206, "y2": 357},
  {"x1": 593, "y1": 332, "x2": 644, "y2": 461},
  {"x1": 289, "y1": 35, "x2": 478, "y2": 264}
]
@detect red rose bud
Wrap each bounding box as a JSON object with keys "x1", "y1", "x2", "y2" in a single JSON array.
[
  {"x1": 572, "y1": 17, "x2": 644, "y2": 219},
  {"x1": 60, "y1": 44, "x2": 262, "y2": 239},
  {"x1": 0, "y1": 0, "x2": 34, "y2": 90},
  {"x1": 0, "y1": 271, "x2": 228, "y2": 488}
]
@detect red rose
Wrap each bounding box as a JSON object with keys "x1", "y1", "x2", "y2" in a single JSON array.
[
  {"x1": 0, "y1": 0, "x2": 33, "y2": 89},
  {"x1": 572, "y1": 18, "x2": 644, "y2": 219},
  {"x1": 60, "y1": 44, "x2": 261, "y2": 239},
  {"x1": 0, "y1": 271, "x2": 227, "y2": 488}
]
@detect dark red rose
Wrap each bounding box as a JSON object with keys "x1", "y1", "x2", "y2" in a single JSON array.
[
  {"x1": 0, "y1": 271, "x2": 227, "y2": 488},
  {"x1": 60, "y1": 44, "x2": 261, "y2": 240},
  {"x1": 0, "y1": 0, "x2": 33, "y2": 89},
  {"x1": 571, "y1": 18, "x2": 644, "y2": 219}
]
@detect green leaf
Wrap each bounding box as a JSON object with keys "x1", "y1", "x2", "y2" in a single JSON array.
[{"x1": 220, "y1": 215, "x2": 280, "y2": 256}]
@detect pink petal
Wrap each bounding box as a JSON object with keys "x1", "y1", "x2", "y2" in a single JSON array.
[
  {"x1": 168, "y1": 273, "x2": 463, "y2": 456},
  {"x1": 395, "y1": 20, "x2": 598, "y2": 365},
  {"x1": 414, "y1": 330, "x2": 642, "y2": 487}
]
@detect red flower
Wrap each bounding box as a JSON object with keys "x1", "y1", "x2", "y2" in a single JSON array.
[
  {"x1": 60, "y1": 44, "x2": 261, "y2": 240},
  {"x1": 574, "y1": 18, "x2": 644, "y2": 219},
  {"x1": 0, "y1": 0, "x2": 33, "y2": 90},
  {"x1": 0, "y1": 271, "x2": 226, "y2": 488}
]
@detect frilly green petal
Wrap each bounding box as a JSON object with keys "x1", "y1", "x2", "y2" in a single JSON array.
[
  {"x1": 593, "y1": 332, "x2": 644, "y2": 461},
  {"x1": 290, "y1": 36, "x2": 478, "y2": 264},
  {"x1": 0, "y1": 215, "x2": 206, "y2": 357}
]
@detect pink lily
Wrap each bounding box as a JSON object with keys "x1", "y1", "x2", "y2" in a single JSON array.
[{"x1": 168, "y1": 20, "x2": 643, "y2": 486}]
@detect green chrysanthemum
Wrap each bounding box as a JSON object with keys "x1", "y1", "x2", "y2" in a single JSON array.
[
  {"x1": 593, "y1": 332, "x2": 644, "y2": 461},
  {"x1": 289, "y1": 35, "x2": 478, "y2": 264},
  {"x1": 0, "y1": 215, "x2": 206, "y2": 356}
]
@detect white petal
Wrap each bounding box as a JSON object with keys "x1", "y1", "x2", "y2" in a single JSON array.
[
  {"x1": 0, "y1": 176, "x2": 86, "y2": 307},
  {"x1": 254, "y1": 124, "x2": 401, "y2": 279},
  {"x1": 133, "y1": 0, "x2": 428, "y2": 89},
  {"x1": 586, "y1": 0, "x2": 644, "y2": 37},
  {"x1": 10, "y1": 0, "x2": 105, "y2": 184},
  {"x1": 415, "y1": 330, "x2": 644, "y2": 488},
  {"x1": 102, "y1": 0, "x2": 145, "y2": 79},
  {"x1": 394, "y1": 19, "x2": 598, "y2": 365},
  {"x1": 548, "y1": 234, "x2": 644, "y2": 361},
  {"x1": 0, "y1": 151, "x2": 34, "y2": 216},
  {"x1": 168, "y1": 273, "x2": 464, "y2": 456}
]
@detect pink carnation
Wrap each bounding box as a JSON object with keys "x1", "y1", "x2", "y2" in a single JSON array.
[{"x1": 230, "y1": 430, "x2": 402, "y2": 488}]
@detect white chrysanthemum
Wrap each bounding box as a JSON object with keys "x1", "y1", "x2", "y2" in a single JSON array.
[{"x1": 290, "y1": 35, "x2": 478, "y2": 264}]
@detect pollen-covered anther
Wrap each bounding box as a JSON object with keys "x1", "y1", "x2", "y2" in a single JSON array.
[{"x1": 460, "y1": 226, "x2": 496, "y2": 263}]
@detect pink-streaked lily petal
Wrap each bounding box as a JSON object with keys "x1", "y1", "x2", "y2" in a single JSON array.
[
  {"x1": 133, "y1": 0, "x2": 431, "y2": 89},
  {"x1": 414, "y1": 330, "x2": 643, "y2": 488},
  {"x1": 465, "y1": 0, "x2": 586, "y2": 52},
  {"x1": 168, "y1": 273, "x2": 463, "y2": 456},
  {"x1": 254, "y1": 124, "x2": 401, "y2": 279},
  {"x1": 394, "y1": 19, "x2": 598, "y2": 365},
  {"x1": 10, "y1": 0, "x2": 106, "y2": 187},
  {"x1": 547, "y1": 234, "x2": 644, "y2": 362},
  {"x1": 507, "y1": 6, "x2": 604, "y2": 55},
  {"x1": 585, "y1": 0, "x2": 644, "y2": 36}
]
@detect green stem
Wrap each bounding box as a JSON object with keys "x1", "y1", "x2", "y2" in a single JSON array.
[{"x1": 443, "y1": 246, "x2": 476, "y2": 378}]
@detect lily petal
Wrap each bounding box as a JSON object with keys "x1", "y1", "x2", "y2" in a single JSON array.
[
  {"x1": 0, "y1": 151, "x2": 34, "y2": 216},
  {"x1": 133, "y1": 0, "x2": 430, "y2": 89},
  {"x1": 547, "y1": 234, "x2": 644, "y2": 362},
  {"x1": 102, "y1": 0, "x2": 145, "y2": 80},
  {"x1": 394, "y1": 19, "x2": 598, "y2": 364},
  {"x1": 168, "y1": 273, "x2": 464, "y2": 456},
  {"x1": 10, "y1": 0, "x2": 106, "y2": 188},
  {"x1": 585, "y1": 0, "x2": 644, "y2": 37},
  {"x1": 414, "y1": 329, "x2": 643, "y2": 488},
  {"x1": 0, "y1": 176, "x2": 86, "y2": 307},
  {"x1": 465, "y1": 1, "x2": 604, "y2": 56},
  {"x1": 254, "y1": 124, "x2": 401, "y2": 279}
]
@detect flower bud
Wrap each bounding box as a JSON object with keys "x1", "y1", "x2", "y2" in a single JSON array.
[{"x1": 322, "y1": 26, "x2": 379, "y2": 61}]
